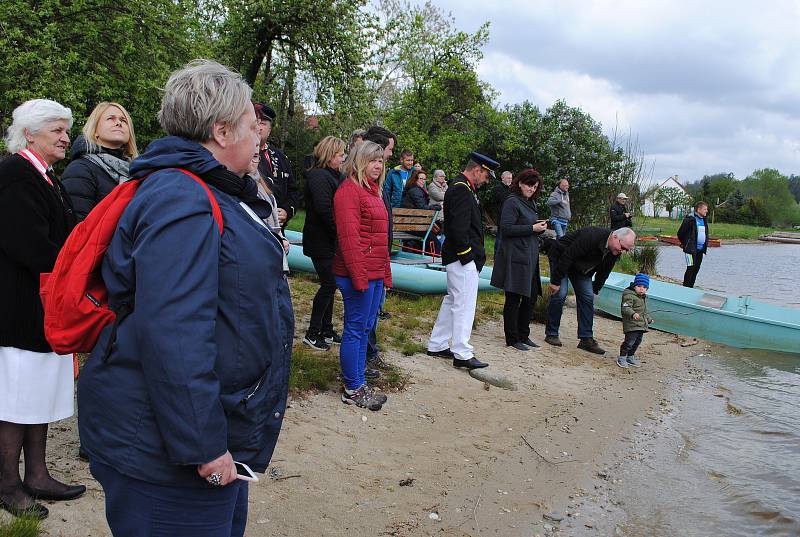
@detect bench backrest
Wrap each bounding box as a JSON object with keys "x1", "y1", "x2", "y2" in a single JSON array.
[{"x1": 392, "y1": 208, "x2": 438, "y2": 232}]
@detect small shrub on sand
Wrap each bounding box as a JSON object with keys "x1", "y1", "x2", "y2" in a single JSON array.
[{"x1": 0, "y1": 515, "x2": 41, "y2": 537}]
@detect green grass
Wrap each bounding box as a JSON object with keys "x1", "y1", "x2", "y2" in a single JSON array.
[
  {"x1": 634, "y1": 216, "x2": 781, "y2": 240},
  {"x1": 286, "y1": 210, "x2": 305, "y2": 232},
  {"x1": 0, "y1": 516, "x2": 41, "y2": 537}
]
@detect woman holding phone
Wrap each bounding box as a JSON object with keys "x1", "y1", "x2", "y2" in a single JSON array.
[
  {"x1": 490, "y1": 168, "x2": 547, "y2": 351},
  {"x1": 77, "y1": 60, "x2": 293, "y2": 537}
]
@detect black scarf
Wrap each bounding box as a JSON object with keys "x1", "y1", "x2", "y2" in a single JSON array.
[{"x1": 199, "y1": 167, "x2": 272, "y2": 220}]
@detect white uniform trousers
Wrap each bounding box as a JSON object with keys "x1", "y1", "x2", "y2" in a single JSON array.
[{"x1": 428, "y1": 260, "x2": 479, "y2": 360}]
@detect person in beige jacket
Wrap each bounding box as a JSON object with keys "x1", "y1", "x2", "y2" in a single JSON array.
[{"x1": 428, "y1": 169, "x2": 448, "y2": 205}]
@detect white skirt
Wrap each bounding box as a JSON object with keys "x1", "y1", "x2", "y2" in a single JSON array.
[{"x1": 0, "y1": 346, "x2": 74, "y2": 424}]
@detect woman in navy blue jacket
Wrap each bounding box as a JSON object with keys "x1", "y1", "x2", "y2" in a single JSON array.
[{"x1": 77, "y1": 60, "x2": 293, "y2": 537}]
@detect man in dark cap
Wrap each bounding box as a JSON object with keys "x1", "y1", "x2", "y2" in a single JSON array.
[
  {"x1": 428, "y1": 152, "x2": 499, "y2": 370},
  {"x1": 253, "y1": 102, "x2": 300, "y2": 228}
]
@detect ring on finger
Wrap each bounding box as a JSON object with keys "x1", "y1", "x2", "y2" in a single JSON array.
[{"x1": 206, "y1": 472, "x2": 223, "y2": 486}]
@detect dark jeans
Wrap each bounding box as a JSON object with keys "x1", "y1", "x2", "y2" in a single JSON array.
[
  {"x1": 620, "y1": 330, "x2": 645, "y2": 356},
  {"x1": 503, "y1": 291, "x2": 533, "y2": 345},
  {"x1": 545, "y1": 270, "x2": 595, "y2": 339},
  {"x1": 90, "y1": 461, "x2": 248, "y2": 537},
  {"x1": 682, "y1": 252, "x2": 704, "y2": 288},
  {"x1": 309, "y1": 256, "x2": 336, "y2": 335}
]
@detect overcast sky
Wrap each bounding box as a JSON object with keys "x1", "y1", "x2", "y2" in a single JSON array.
[{"x1": 426, "y1": 0, "x2": 800, "y2": 186}]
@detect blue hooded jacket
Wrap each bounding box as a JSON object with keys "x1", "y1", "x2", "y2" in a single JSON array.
[{"x1": 77, "y1": 137, "x2": 294, "y2": 487}]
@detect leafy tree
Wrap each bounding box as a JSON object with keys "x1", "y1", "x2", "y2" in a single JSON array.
[
  {"x1": 214, "y1": 0, "x2": 372, "y2": 145},
  {"x1": 695, "y1": 173, "x2": 737, "y2": 205},
  {"x1": 741, "y1": 168, "x2": 797, "y2": 226},
  {"x1": 0, "y1": 0, "x2": 205, "y2": 151},
  {"x1": 654, "y1": 187, "x2": 692, "y2": 218},
  {"x1": 789, "y1": 175, "x2": 800, "y2": 204}
]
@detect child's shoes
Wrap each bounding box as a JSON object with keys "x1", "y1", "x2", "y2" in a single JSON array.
[{"x1": 616, "y1": 355, "x2": 629, "y2": 368}]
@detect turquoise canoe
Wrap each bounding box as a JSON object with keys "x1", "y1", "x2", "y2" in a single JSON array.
[
  {"x1": 594, "y1": 272, "x2": 800, "y2": 353},
  {"x1": 285, "y1": 230, "x2": 500, "y2": 294}
]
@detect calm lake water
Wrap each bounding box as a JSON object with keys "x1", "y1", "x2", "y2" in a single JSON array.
[
  {"x1": 656, "y1": 242, "x2": 800, "y2": 308},
  {"x1": 619, "y1": 243, "x2": 800, "y2": 536}
]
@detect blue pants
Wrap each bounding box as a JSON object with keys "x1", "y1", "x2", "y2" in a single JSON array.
[
  {"x1": 551, "y1": 219, "x2": 568, "y2": 238},
  {"x1": 336, "y1": 277, "x2": 383, "y2": 390},
  {"x1": 545, "y1": 271, "x2": 595, "y2": 339},
  {"x1": 367, "y1": 286, "x2": 386, "y2": 359},
  {"x1": 90, "y1": 461, "x2": 248, "y2": 537}
]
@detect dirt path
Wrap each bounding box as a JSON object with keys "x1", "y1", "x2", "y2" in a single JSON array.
[{"x1": 30, "y1": 308, "x2": 695, "y2": 537}]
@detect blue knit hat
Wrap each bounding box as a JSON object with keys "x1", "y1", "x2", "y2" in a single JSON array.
[{"x1": 633, "y1": 273, "x2": 650, "y2": 288}]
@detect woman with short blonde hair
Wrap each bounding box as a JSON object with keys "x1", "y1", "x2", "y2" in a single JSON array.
[
  {"x1": 77, "y1": 60, "x2": 292, "y2": 537},
  {"x1": 302, "y1": 135, "x2": 347, "y2": 351},
  {"x1": 62, "y1": 101, "x2": 139, "y2": 220},
  {"x1": 313, "y1": 135, "x2": 346, "y2": 169}
]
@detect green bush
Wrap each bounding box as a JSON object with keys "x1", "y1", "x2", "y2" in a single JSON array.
[{"x1": 631, "y1": 242, "x2": 659, "y2": 275}]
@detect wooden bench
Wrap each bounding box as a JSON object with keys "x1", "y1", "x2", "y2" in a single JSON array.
[{"x1": 392, "y1": 207, "x2": 441, "y2": 256}]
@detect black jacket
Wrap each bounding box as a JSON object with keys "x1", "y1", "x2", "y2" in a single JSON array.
[
  {"x1": 401, "y1": 184, "x2": 440, "y2": 210},
  {"x1": 491, "y1": 182, "x2": 511, "y2": 220},
  {"x1": 0, "y1": 155, "x2": 76, "y2": 351},
  {"x1": 490, "y1": 194, "x2": 543, "y2": 298},
  {"x1": 609, "y1": 200, "x2": 632, "y2": 230},
  {"x1": 548, "y1": 227, "x2": 619, "y2": 294},
  {"x1": 442, "y1": 174, "x2": 486, "y2": 271},
  {"x1": 677, "y1": 212, "x2": 709, "y2": 254},
  {"x1": 302, "y1": 166, "x2": 342, "y2": 259},
  {"x1": 61, "y1": 135, "x2": 130, "y2": 221},
  {"x1": 259, "y1": 144, "x2": 300, "y2": 225}
]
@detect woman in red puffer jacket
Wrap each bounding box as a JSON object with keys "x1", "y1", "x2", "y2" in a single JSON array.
[{"x1": 333, "y1": 141, "x2": 392, "y2": 411}]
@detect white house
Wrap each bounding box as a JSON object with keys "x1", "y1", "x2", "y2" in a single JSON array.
[{"x1": 641, "y1": 176, "x2": 692, "y2": 219}]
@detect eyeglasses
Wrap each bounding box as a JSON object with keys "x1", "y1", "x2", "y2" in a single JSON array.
[{"x1": 616, "y1": 235, "x2": 632, "y2": 253}]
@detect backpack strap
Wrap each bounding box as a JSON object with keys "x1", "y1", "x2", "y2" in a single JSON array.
[
  {"x1": 101, "y1": 168, "x2": 223, "y2": 363},
  {"x1": 175, "y1": 169, "x2": 224, "y2": 235}
]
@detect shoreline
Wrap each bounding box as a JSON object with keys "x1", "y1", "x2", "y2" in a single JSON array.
[{"x1": 30, "y1": 303, "x2": 699, "y2": 537}]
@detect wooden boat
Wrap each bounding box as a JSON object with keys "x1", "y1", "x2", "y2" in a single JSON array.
[
  {"x1": 658, "y1": 235, "x2": 721, "y2": 247},
  {"x1": 285, "y1": 230, "x2": 499, "y2": 294},
  {"x1": 759, "y1": 232, "x2": 800, "y2": 244},
  {"x1": 594, "y1": 272, "x2": 800, "y2": 353}
]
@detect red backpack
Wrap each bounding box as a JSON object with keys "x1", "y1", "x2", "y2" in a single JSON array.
[{"x1": 40, "y1": 168, "x2": 223, "y2": 355}]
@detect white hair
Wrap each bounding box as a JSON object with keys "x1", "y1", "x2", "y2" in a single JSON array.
[
  {"x1": 433, "y1": 169, "x2": 445, "y2": 177},
  {"x1": 501, "y1": 170, "x2": 512, "y2": 179},
  {"x1": 5, "y1": 99, "x2": 73, "y2": 154},
  {"x1": 614, "y1": 227, "x2": 635, "y2": 240},
  {"x1": 158, "y1": 59, "x2": 253, "y2": 142}
]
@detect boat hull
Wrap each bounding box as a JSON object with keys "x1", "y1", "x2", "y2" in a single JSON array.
[
  {"x1": 658, "y1": 235, "x2": 721, "y2": 247},
  {"x1": 285, "y1": 230, "x2": 499, "y2": 294},
  {"x1": 595, "y1": 272, "x2": 800, "y2": 353}
]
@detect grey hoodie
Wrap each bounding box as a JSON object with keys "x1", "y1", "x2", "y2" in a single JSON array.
[{"x1": 546, "y1": 185, "x2": 571, "y2": 221}]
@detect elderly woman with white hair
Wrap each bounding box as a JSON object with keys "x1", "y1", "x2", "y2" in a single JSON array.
[
  {"x1": 77, "y1": 60, "x2": 293, "y2": 536},
  {"x1": 0, "y1": 99, "x2": 84, "y2": 520}
]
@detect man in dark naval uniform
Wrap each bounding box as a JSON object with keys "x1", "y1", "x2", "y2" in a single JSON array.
[
  {"x1": 427, "y1": 152, "x2": 499, "y2": 370},
  {"x1": 253, "y1": 102, "x2": 300, "y2": 228}
]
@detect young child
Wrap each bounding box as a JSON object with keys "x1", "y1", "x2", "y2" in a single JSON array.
[{"x1": 618, "y1": 273, "x2": 654, "y2": 368}]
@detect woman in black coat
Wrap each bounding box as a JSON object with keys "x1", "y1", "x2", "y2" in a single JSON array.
[
  {"x1": 302, "y1": 136, "x2": 347, "y2": 351},
  {"x1": 401, "y1": 168, "x2": 440, "y2": 211},
  {"x1": 62, "y1": 102, "x2": 138, "y2": 221},
  {"x1": 0, "y1": 99, "x2": 84, "y2": 520},
  {"x1": 490, "y1": 169, "x2": 548, "y2": 351}
]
